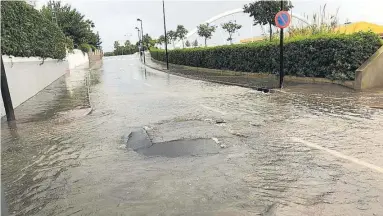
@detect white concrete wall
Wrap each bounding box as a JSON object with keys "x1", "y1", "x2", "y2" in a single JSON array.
[
  {"x1": 1, "y1": 49, "x2": 89, "y2": 117},
  {"x1": 67, "y1": 49, "x2": 89, "y2": 69}
]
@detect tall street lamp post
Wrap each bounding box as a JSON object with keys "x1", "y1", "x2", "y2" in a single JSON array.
[
  {"x1": 137, "y1": 18, "x2": 146, "y2": 64},
  {"x1": 162, "y1": 0, "x2": 169, "y2": 70},
  {"x1": 135, "y1": 27, "x2": 141, "y2": 60}
]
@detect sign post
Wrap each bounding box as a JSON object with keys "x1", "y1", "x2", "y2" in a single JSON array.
[{"x1": 275, "y1": 3, "x2": 291, "y2": 88}]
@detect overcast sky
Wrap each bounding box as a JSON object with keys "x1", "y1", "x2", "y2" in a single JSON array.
[{"x1": 36, "y1": 0, "x2": 383, "y2": 52}]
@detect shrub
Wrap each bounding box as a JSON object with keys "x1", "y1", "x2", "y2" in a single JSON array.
[
  {"x1": 79, "y1": 43, "x2": 91, "y2": 53},
  {"x1": 1, "y1": 1, "x2": 67, "y2": 59},
  {"x1": 103, "y1": 52, "x2": 115, "y2": 57},
  {"x1": 288, "y1": 4, "x2": 340, "y2": 38},
  {"x1": 150, "y1": 32, "x2": 382, "y2": 80},
  {"x1": 89, "y1": 45, "x2": 97, "y2": 52}
]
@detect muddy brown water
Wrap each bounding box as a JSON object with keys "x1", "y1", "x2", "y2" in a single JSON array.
[{"x1": 1, "y1": 54, "x2": 383, "y2": 215}]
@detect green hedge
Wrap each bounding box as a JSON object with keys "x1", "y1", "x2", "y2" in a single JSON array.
[
  {"x1": 1, "y1": 1, "x2": 67, "y2": 59},
  {"x1": 150, "y1": 32, "x2": 382, "y2": 80}
]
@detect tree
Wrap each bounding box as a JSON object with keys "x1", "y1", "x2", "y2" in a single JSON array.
[
  {"x1": 185, "y1": 40, "x2": 191, "y2": 48},
  {"x1": 92, "y1": 32, "x2": 102, "y2": 49},
  {"x1": 41, "y1": 0, "x2": 101, "y2": 48},
  {"x1": 149, "y1": 38, "x2": 157, "y2": 49},
  {"x1": 124, "y1": 40, "x2": 131, "y2": 47},
  {"x1": 112, "y1": 40, "x2": 138, "y2": 56},
  {"x1": 221, "y1": 21, "x2": 242, "y2": 44},
  {"x1": 167, "y1": 30, "x2": 177, "y2": 48},
  {"x1": 142, "y1": 34, "x2": 152, "y2": 50},
  {"x1": 243, "y1": 0, "x2": 293, "y2": 41},
  {"x1": 197, "y1": 23, "x2": 216, "y2": 47},
  {"x1": 114, "y1": 41, "x2": 120, "y2": 50},
  {"x1": 192, "y1": 39, "x2": 198, "y2": 47},
  {"x1": 1, "y1": 1, "x2": 68, "y2": 59},
  {"x1": 176, "y1": 25, "x2": 188, "y2": 48},
  {"x1": 157, "y1": 35, "x2": 165, "y2": 46}
]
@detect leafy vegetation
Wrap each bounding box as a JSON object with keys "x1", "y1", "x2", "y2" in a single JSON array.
[
  {"x1": 288, "y1": 4, "x2": 339, "y2": 38},
  {"x1": 185, "y1": 40, "x2": 191, "y2": 47},
  {"x1": 192, "y1": 39, "x2": 199, "y2": 47},
  {"x1": 142, "y1": 34, "x2": 156, "y2": 50},
  {"x1": 103, "y1": 52, "x2": 115, "y2": 57},
  {"x1": 79, "y1": 43, "x2": 92, "y2": 53},
  {"x1": 244, "y1": 0, "x2": 293, "y2": 41},
  {"x1": 167, "y1": 30, "x2": 177, "y2": 48},
  {"x1": 1, "y1": 0, "x2": 101, "y2": 59},
  {"x1": 197, "y1": 23, "x2": 216, "y2": 47},
  {"x1": 1, "y1": 1, "x2": 67, "y2": 59},
  {"x1": 150, "y1": 32, "x2": 382, "y2": 80},
  {"x1": 40, "y1": 0, "x2": 101, "y2": 50},
  {"x1": 176, "y1": 25, "x2": 188, "y2": 48},
  {"x1": 108, "y1": 40, "x2": 138, "y2": 56},
  {"x1": 221, "y1": 21, "x2": 242, "y2": 44},
  {"x1": 157, "y1": 35, "x2": 166, "y2": 47}
]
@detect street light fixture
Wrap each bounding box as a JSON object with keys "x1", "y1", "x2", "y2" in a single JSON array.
[
  {"x1": 137, "y1": 18, "x2": 145, "y2": 64},
  {"x1": 135, "y1": 27, "x2": 141, "y2": 41}
]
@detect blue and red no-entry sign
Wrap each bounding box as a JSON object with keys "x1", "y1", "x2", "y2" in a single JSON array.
[
  {"x1": 275, "y1": 10, "x2": 291, "y2": 88},
  {"x1": 275, "y1": 11, "x2": 291, "y2": 29}
]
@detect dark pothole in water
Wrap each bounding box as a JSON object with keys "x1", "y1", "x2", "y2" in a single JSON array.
[{"x1": 125, "y1": 129, "x2": 219, "y2": 157}]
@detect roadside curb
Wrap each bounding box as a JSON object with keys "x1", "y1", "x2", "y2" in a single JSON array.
[
  {"x1": 143, "y1": 61, "x2": 279, "y2": 93},
  {"x1": 85, "y1": 60, "x2": 102, "y2": 115}
]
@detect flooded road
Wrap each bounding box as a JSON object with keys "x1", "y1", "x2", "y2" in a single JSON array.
[{"x1": 2, "y1": 54, "x2": 383, "y2": 215}]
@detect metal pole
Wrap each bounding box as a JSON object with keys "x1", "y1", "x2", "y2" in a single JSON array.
[
  {"x1": 137, "y1": 29, "x2": 141, "y2": 57},
  {"x1": 163, "y1": 0, "x2": 169, "y2": 70},
  {"x1": 136, "y1": 27, "x2": 142, "y2": 61},
  {"x1": 1, "y1": 56, "x2": 15, "y2": 121},
  {"x1": 279, "y1": 0, "x2": 284, "y2": 88},
  {"x1": 140, "y1": 21, "x2": 146, "y2": 64}
]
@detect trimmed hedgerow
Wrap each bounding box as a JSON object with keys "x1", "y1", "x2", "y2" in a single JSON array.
[
  {"x1": 1, "y1": 1, "x2": 67, "y2": 59},
  {"x1": 150, "y1": 32, "x2": 382, "y2": 80}
]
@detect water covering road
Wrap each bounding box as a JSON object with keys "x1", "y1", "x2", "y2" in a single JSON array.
[{"x1": 2, "y1": 54, "x2": 383, "y2": 215}]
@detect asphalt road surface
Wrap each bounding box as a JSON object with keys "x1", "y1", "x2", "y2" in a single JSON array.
[{"x1": 2, "y1": 54, "x2": 383, "y2": 216}]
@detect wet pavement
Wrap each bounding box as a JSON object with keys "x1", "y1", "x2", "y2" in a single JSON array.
[
  {"x1": 146, "y1": 57, "x2": 280, "y2": 89},
  {"x1": 2, "y1": 54, "x2": 383, "y2": 215}
]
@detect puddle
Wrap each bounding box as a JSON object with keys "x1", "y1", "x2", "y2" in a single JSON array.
[
  {"x1": 126, "y1": 129, "x2": 219, "y2": 157},
  {"x1": 137, "y1": 138, "x2": 219, "y2": 158}
]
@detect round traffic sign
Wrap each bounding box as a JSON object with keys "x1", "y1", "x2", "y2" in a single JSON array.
[{"x1": 275, "y1": 11, "x2": 291, "y2": 29}]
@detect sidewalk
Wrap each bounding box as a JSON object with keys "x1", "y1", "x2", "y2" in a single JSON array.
[{"x1": 145, "y1": 55, "x2": 280, "y2": 89}]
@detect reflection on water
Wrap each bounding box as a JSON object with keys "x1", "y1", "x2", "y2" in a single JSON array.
[{"x1": 2, "y1": 55, "x2": 383, "y2": 215}]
